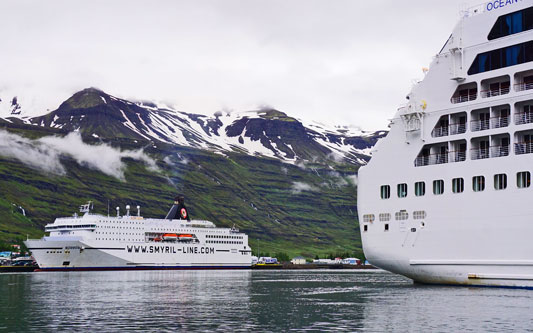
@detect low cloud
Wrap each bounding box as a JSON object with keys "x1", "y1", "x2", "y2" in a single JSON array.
[
  {"x1": 291, "y1": 181, "x2": 318, "y2": 194},
  {"x1": 0, "y1": 130, "x2": 157, "y2": 180}
]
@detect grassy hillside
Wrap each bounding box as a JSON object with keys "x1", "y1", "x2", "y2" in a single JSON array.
[{"x1": 0, "y1": 126, "x2": 363, "y2": 259}]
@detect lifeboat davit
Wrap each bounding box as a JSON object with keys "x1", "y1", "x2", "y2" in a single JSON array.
[{"x1": 162, "y1": 233, "x2": 178, "y2": 241}]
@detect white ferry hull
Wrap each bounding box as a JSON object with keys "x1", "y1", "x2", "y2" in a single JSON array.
[
  {"x1": 25, "y1": 214, "x2": 252, "y2": 271},
  {"x1": 26, "y1": 239, "x2": 251, "y2": 270}
]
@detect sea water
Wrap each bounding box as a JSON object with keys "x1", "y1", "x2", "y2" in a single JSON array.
[{"x1": 1, "y1": 269, "x2": 532, "y2": 332}]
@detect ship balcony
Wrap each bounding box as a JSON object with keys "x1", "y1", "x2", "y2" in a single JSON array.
[
  {"x1": 414, "y1": 151, "x2": 467, "y2": 167},
  {"x1": 515, "y1": 81, "x2": 533, "y2": 92},
  {"x1": 451, "y1": 93, "x2": 477, "y2": 104},
  {"x1": 490, "y1": 144, "x2": 510, "y2": 158},
  {"x1": 470, "y1": 119, "x2": 490, "y2": 132},
  {"x1": 515, "y1": 142, "x2": 533, "y2": 155},
  {"x1": 480, "y1": 86, "x2": 510, "y2": 98},
  {"x1": 449, "y1": 123, "x2": 467, "y2": 135},
  {"x1": 471, "y1": 145, "x2": 509, "y2": 160},
  {"x1": 515, "y1": 112, "x2": 533, "y2": 125},
  {"x1": 431, "y1": 126, "x2": 449, "y2": 138},
  {"x1": 471, "y1": 116, "x2": 509, "y2": 131},
  {"x1": 471, "y1": 148, "x2": 489, "y2": 160},
  {"x1": 414, "y1": 153, "x2": 448, "y2": 167}
]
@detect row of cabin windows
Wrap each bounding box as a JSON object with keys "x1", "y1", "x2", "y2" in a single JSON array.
[
  {"x1": 468, "y1": 40, "x2": 533, "y2": 75},
  {"x1": 363, "y1": 211, "x2": 427, "y2": 223},
  {"x1": 488, "y1": 6, "x2": 533, "y2": 40},
  {"x1": 206, "y1": 240, "x2": 243, "y2": 244},
  {"x1": 380, "y1": 171, "x2": 530, "y2": 198}
]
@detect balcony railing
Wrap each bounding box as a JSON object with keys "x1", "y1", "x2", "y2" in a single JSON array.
[
  {"x1": 451, "y1": 93, "x2": 477, "y2": 104},
  {"x1": 490, "y1": 116, "x2": 509, "y2": 128},
  {"x1": 415, "y1": 151, "x2": 467, "y2": 167},
  {"x1": 449, "y1": 150, "x2": 466, "y2": 163},
  {"x1": 515, "y1": 82, "x2": 533, "y2": 92},
  {"x1": 414, "y1": 153, "x2": 448, "y2": 167},
  {"x1": 490, "y1": 144, "x2": 509, "y2": 158},
  {"x1": 449, "y1": 123, "x2": 467, "y2": 135},
  {"x1": 431, "y1": 126, "x2": 449, "y2": 138},
  {"x1": 515, "y1": 112, "x2": 533, "y2": 125},
  {"x1": 515, "y1": 142, "x2": 533, "y2": 155},
  {"x1": 471, "y1": 148, "x2": 490, "y2": 160},
  {"x1": 471, "y1": 119, "x2": 490, "y2": 132},
  {"x1": 481, "y1": 85, "x2": 510, "y2": 98}
]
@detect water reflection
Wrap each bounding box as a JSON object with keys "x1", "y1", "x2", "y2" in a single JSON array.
[{"x1": 1, "y1": 269, "x2": 532, "y2": 332}]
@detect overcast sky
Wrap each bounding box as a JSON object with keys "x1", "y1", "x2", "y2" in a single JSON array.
[{"x1": 1, "y1": 0, "x2": 482, "y2": 130}]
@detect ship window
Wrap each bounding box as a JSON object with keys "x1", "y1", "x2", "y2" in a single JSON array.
[
  {"x1": 363, "y1": 214, "x2": 375, "y2": 223},
  {"x1": 384, "y1": 224, "x2": 389, "y2": 231},
  {"x1": 473, "y1": 176, "x2": 485, "y2": 192},
  {"x1": 397, "y1": 183, "x2": 408, "y2": 198},
  {"x1": 433, "y1": 180, "x2": 444, "y2": 195},
  {"x1": 469, "y1": 40, "x2": 533, "y2": 75},
  {"x1": 413, "y1": 211, "x2": 427, "y2": 220},
  {"x1": 488, "y1": 7, "x2": 533, "y2": 40},
  {"x1": 380, "y1": 185, "x2": 390, "y2": 199},
  {"x1": 452, "y1": 178, "x2": 464, "y2": 193},
  {"x1": 379, "y1": 213, "x2": 391, "y2": 222},
  {"x1": 517, "y1": 171, "x2": 531, "y2": 188},
  {"x1": 414, "y1": 181, "x2": 425, "y2": 196},
  {"x1": 494, "y1": 173, "x2": 507, "y2": 190}
]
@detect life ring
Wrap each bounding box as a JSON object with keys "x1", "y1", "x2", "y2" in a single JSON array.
[{"x1": 180, "y1": 208, "x2": 187, "y2": 219}]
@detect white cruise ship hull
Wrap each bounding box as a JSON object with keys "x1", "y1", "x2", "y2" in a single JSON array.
[{"x1": 358, "y1": 1, "x2": 533, "y2": 288}]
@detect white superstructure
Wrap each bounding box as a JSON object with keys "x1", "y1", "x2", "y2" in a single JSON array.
[
  {"x1": 25, "y1": 202, "x2": 252, "y2": 270},
  {"x1": 358, "y1": 1, "x2": 533, "y2": 287}
]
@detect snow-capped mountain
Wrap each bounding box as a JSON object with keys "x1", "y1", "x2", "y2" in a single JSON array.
[{"x1": 2, "y1": 88, "x2": 386, "y2": 164}]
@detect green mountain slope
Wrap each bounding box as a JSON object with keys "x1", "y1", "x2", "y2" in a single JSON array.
[{"x1": 0, "y1": 124, "x2": 362, "y2": 259}]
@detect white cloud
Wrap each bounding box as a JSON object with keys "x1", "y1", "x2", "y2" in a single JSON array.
[
  {"x1": 0, "y1": 130, "x2": 157, "y2": 180},
  {"x1": 291, "y1": 181, "x2": 318, "y2": 194}
]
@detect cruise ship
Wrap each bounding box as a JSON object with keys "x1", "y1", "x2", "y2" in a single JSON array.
[
  {"x1": 25, "y1": 202, "x2": 252, "y2": 270},
  {"x1": 358, "y1": 1, "x2": 533, "y2": 287}
]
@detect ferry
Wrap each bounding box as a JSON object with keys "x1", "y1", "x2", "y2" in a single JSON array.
[
  {"x1": 358, "y1": 1, "x2": 533, "y2": 287},
  {"x1": 25, "y1": 202, "x2": 252, "y2": 270}
]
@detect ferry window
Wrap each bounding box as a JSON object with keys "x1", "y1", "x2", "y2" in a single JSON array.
[
  {"x1": 473, "y1": 176, "x2": 485, "y2": 192},
  {"x1": 379, "y1": 213, "x2": 391, "y2": 222},
  {"x1": 380, "y1": 185, "x2": 390, "y2": 199},
  {"x1": 362, "y1": 214, "x2": 375, "y2": 223},
  {"x1": 397, "y1": 183, "x2": 408, "y2": 198},
  {"x1": 384, "y1": 224, "x2": 389, "y2": 231},
  {"x1": 517, "y1": 171, "x2": 531, "y2": 188},
  {"x1": 413, "y1": 211, "x2": 427, "y2": 220},
  {"x1": 395, "y1": 211, "x2": 408, "y2": 221},
  {"x1": 452, "y1": 178, "x2": 464, "y2": 193},
  {"x1": 494, "y1": 173, "x2": 507, "y2": 190},
  {"x1": 433, "y1": 180, "x2": 444, "y2": 195},
  {"x1": 414, "y1": 181, "x2": 425, "y2": 196}
]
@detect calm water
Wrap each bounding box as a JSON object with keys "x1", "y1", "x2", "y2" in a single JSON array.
[{"x1": 1, "y1": 269, "x2": 533, "y2": 332}]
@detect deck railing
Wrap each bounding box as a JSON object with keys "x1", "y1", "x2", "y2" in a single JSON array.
[
  {"x1": 471, "y1": 148, "x2": 490, "y2": 160},
  {"x1": 481, "y1": 85, "x2": 510, "y2": 98},
  {"x1": 451, "y1": 93, "x2": 477, "y2": 104},
  {"x1": 471, "y1": 119, "x2": 490, "y2": 132},
  {"x1": 490, "y1": 116, "x2": 509, "y2": 128},
  {"x1": 449, "y1": 123, "x2": 467, "y2": 135},
  {"x1": 515, "y1": 82, "x2": 533, "y2": 92},
  {"x1": 515, "y1": 112, "x2": 533, "y2": 125},
  {"x1": 515, "y1": 142, "x2": 533, "y2": 155},
  {"x1": 490, "y1": 144, "x2": 509, "y2": 158}
]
